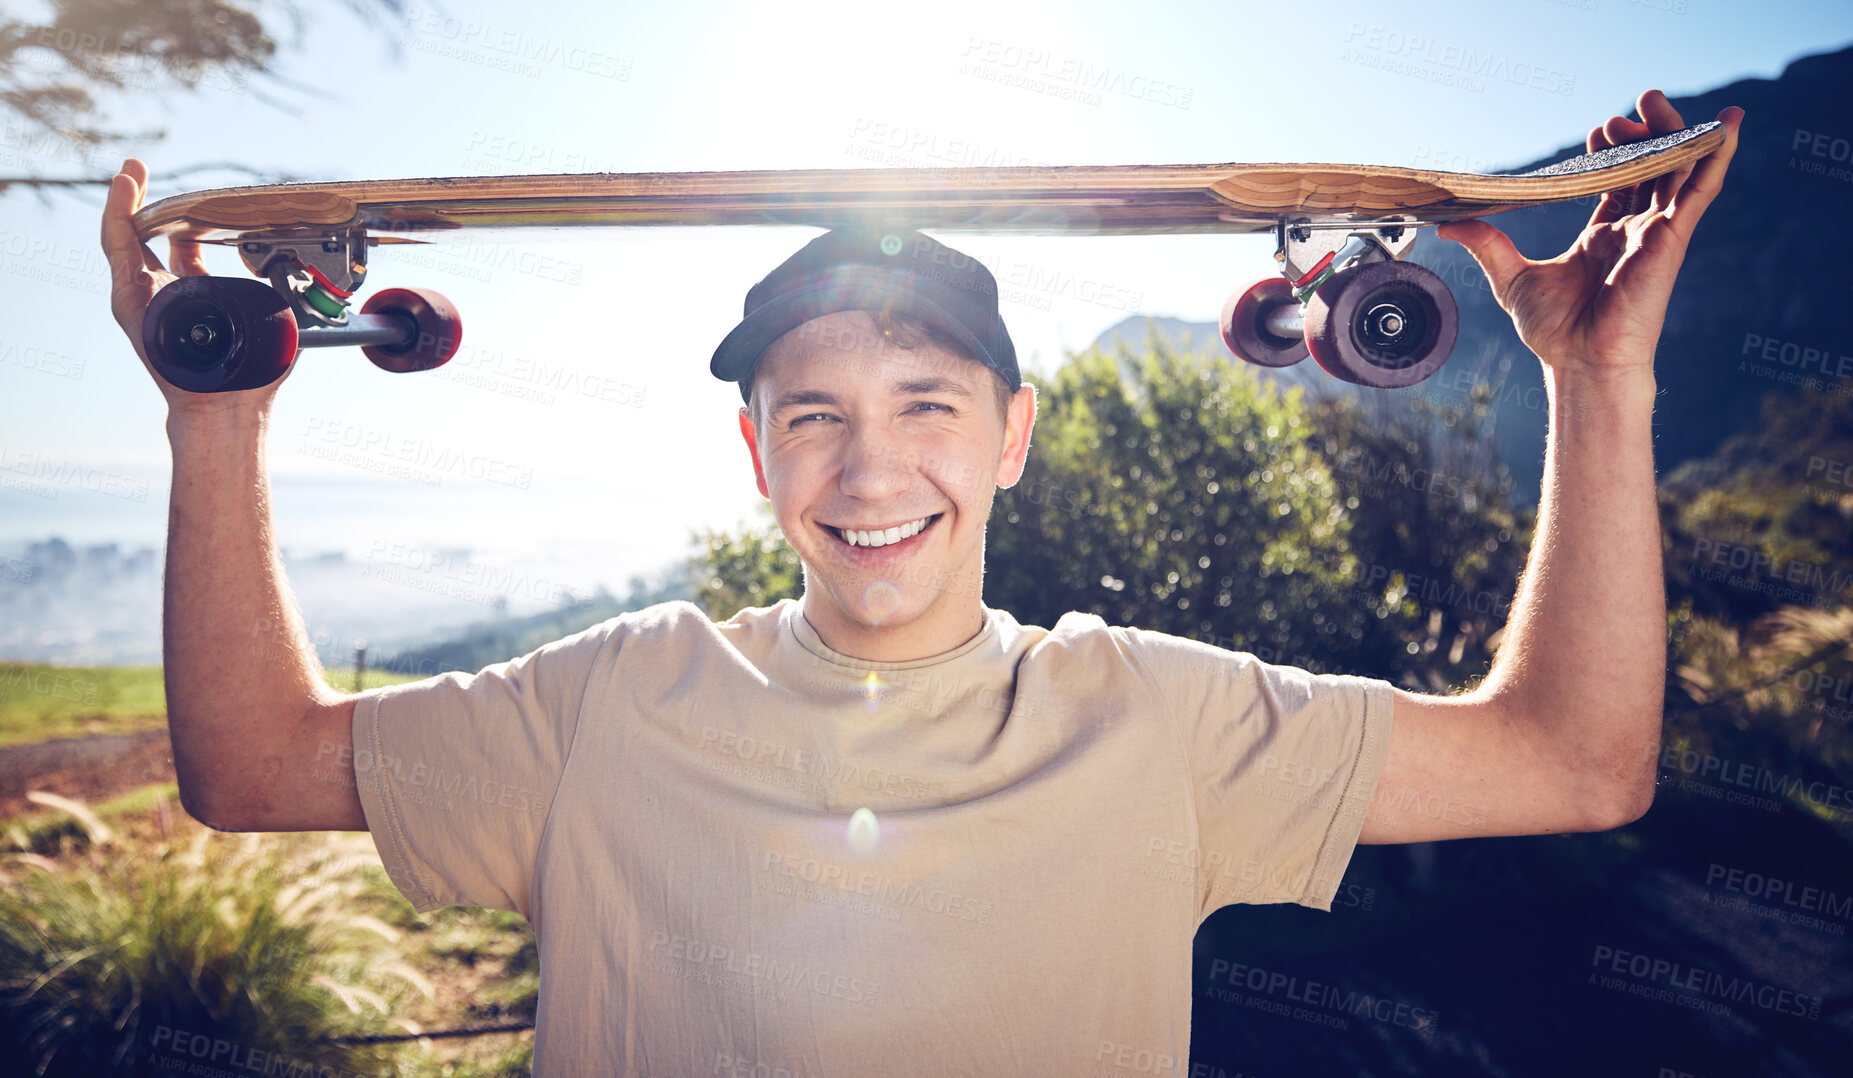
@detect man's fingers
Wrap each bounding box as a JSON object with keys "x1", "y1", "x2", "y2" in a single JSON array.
[
  {"x1": 102, "y1": 171, "x2": 164, "y2": 287},
  {"x1": 169, "y1": 238, "x2": 209, "y2": 277},
  {"x1": 1587, "y1": 121, "x2": 1641, "y2": 227},
  {"x1": 1603, "y1": 115, "x2": 1647, "y2": 147},
  {"x1": 1665, "y1": 106, "x2": 1743, "y2": 240},
  {"x1": 1635, "y1": 92, "x2": 1691, "y2": 208},
  {"x1": 1436, "y1": 220, "x2": 1527, "y2": 299},
  {"x1": 1638, "y1": 89, "x2": 1684, "y2": 133}
]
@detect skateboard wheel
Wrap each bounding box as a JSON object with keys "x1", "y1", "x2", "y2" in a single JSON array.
[
  {"x1": 1220, "y1": 278, "x2": 1307, "y2": 368},
  {"x1": 359, "y1": 288, "x2": 462, "y2": 373},
  {"x1": 142, "y1": 276, "x2": 298, "y2": 393},
  {"x1": 1303, "y1": 261, "x2": 1457, "y2": 388}
]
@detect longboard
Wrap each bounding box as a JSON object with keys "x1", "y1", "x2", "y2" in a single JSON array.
[{"x1": 131, "y1": 122, "x2": 1723, "y2": 392}]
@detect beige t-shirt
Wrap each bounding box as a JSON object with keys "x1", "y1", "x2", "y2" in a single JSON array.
[{"x1": 353, "y1": 599, "x2": 1392, "y2": 1077}]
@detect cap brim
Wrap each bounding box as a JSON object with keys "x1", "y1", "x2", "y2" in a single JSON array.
[{"x1": 711, "y1": 267, "x2": 1006, "y2": 402}]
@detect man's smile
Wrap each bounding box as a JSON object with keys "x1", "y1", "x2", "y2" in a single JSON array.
[{"x1": 820, "y1": 512, "x2": 945, "y2": 551}]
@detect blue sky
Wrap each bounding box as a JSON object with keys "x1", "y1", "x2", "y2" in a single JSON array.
[{"x1": 3, "y1": 0, "x2": 1849, "y2": 593}]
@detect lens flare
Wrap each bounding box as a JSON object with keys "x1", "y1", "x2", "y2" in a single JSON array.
[
  {"x1": 860, "y1": 669, "x2": 883, "y2": 704},
  {"x1": 861, "y1": 580, "x2": 901, "y2": 624},
  {"x1": 847, "y1": 807, "x2": 880, "y2": 855}
]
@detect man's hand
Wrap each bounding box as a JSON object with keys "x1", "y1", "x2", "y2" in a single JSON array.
[
  {"x1": 1362, "y1": 92, "x2": 1741, "y2": 843},
  {"x1": 103, "y1": 162, "x2": 365, "y2": 832},
  {"x1": 1438, "y1": 91, "x2": 1743, "y2": 374},
  {"x1": 100, "y1": 159, "x2": 288, "y2": 417}
]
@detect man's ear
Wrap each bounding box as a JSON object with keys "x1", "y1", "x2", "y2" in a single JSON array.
[
  {"x1": 738, "y1": 407, "x2": 770, "y2": 499},
  {"x1": 993, "y1": 383, "x2": 1038, "y2": 489}
]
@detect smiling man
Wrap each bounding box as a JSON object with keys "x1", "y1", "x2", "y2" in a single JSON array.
[
  {"x1": 104, "y1": 92, "x2": 1739, "y2": 1077},
  {"x1": 712, "y1": 228, "x2": 1040, "y2": 662}
]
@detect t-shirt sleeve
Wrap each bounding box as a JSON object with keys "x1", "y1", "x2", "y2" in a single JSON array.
[
  {"x1": 351, "y1": 618, "x2": 617, "y2": 917},
  {"x1": 1123, "y1": 628, "x2": 1393, "y2": 918}
]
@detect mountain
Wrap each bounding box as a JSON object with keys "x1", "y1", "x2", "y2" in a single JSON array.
[{"x1": 1089, "y1": 45, "x2": 1853, "y2": 502}]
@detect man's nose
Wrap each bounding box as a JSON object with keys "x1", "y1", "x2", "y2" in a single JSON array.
[{"x1": 837, "y1": 428, "x2": 912, "y2": 500}]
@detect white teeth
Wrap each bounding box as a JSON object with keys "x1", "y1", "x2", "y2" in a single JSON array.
[{"x1": 836, "y1": 516, "x2": 932, "y2": 547}]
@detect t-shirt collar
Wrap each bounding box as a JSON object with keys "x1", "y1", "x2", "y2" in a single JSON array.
[{"x1": 785, "y1": 600, "x2": 999, "y2": 672}]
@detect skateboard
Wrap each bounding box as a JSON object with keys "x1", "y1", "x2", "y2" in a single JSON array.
[{"x1": 131, "y1": 121, "x2": 1723, "y2": 392}]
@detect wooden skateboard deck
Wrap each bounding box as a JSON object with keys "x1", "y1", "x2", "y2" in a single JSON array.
[
  {"x1": 129, "y1": 121, "x2": 1724, "y2": 394},
  {"x1": 134, "y1": 122, "x2": 1723, "y2": 243}
]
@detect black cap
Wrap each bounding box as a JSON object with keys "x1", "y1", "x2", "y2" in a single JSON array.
[{"x1": 710, "y1": 229, "x2": 1019, "y2": 402}]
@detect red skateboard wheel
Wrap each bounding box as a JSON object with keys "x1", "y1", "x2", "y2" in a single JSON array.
[
  {"x1": 1220, "y1": 277, "x2": 1308, "y2": 368},
  {"x1": 1303, "y1": 261, "x2": 1457, "y2": 388},
  {"x1": 359, "y1": 288, "x2": 462, "y2": 373},
  {"x1": 142, "y1": 276, "x2": 299, "y2": 393}
]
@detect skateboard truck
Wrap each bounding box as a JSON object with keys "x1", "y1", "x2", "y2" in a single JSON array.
[
  {"x1": 1221, "y1": 215, "x2": 1457, "y2": 389},
  {"x1": 143, "y1": 219, "x2": 461, "y2": 393}
]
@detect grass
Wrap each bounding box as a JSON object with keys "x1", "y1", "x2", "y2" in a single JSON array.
[
  {"x1": 2, "y1": 793, "x2": 538, "y2": 1077},
  {"x1": 0, "y1": 660, "x2": 537, "y2": 1076},
  {"x1": 0, "y1": 665, "x2": 165, "y2": 747},
  {"x1": 3, "y1": 782, "x2": 182, "y2": 856},
  {"x1": 0, "y1": 664, "x2": 423, "y2": 748},
  {"x1": 0, "y1": 826, "x2": 417, "y2": 1076}
]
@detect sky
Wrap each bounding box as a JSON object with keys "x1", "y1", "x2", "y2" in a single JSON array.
[{"x1": 3, "y1": 0, "x2": 1851, "y2": 602}]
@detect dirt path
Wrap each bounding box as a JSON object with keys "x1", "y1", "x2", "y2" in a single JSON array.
[{"x1": 0, "y1": 727, "x2": 175, "y2": 818}]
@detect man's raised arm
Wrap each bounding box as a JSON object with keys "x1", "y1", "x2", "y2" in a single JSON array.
[
  {"x1": 1357, "y1": 92, "x2": 1745, "y2": 843},
  {"x1": 104, "y1": 160, "x2": 366, "y2": 833}
]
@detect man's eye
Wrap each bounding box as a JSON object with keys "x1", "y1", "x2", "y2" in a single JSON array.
[
  {"x1": 791, "y1": 413, "x2": 836, "y2": 426},
  {"x1": 911, "y1": 401, "x2": 951, "y2": 414}
]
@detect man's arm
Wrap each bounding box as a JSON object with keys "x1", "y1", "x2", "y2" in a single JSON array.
[
  {"x1": 104, "y1": 160, "x2": 366, "y2": 833},
  {"x1": 1357, "y1": 91, "x2": 1744, "y2": 844}
]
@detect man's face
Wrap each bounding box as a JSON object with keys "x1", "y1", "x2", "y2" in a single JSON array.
[{"x1": 737, "y1": 311, "x2": 1035, "y2": 647}]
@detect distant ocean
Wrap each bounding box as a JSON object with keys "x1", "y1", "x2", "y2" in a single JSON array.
[{"x1": 0, "y1": 472, "x2": 698, "y2": 666}]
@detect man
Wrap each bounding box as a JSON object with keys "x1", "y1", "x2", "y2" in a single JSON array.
[{"x1": 103, "y1": 91, "x2": 1740, "y2": 1075}]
